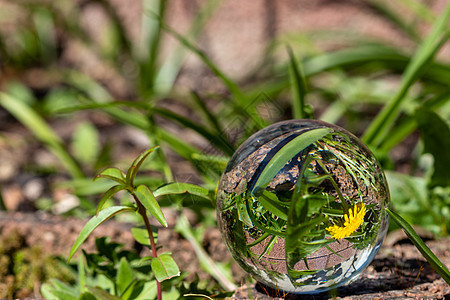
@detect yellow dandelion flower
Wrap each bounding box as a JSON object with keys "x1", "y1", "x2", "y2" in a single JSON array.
[{"x1": 326, "y1": 203, "x2": 366, "y2": 240}]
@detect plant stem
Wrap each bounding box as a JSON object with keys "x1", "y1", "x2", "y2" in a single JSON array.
[
  {"x1": 132, "y1": 193, "x2": 162, "y2": 300},
  {"x1": 386, "y1": 207, "x2": 450, "y2": 284},
  {"x1": 316, "y1": 159, "x2": 349, "y2": 212}
]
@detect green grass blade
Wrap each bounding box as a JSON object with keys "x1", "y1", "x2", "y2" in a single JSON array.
[
  {"x1": 155, "y1": 127, "x2": 200, "y2": 159},
  {"x1": 64, "y1": 71, "x2": 150, "y2": 130},
  {"x1": 367, "y1": 0, "x2": 420, "y2": 41},
  {"x1": 154, "y1": 0, "x2": 221, "y2": 94},
  {"x1": 68, "y1": 206, "x2": 134, "y2": 262},
  {"x1": 363, "y1": 5, "x2": 450, "y2": 147},
  {"x1": 77, "y1": 256, "x2": 87, "y2": 293},
  {"x1": 303, "y1": 45, "x2": 408, "y2": 76},
  {"x1": 153, "y1": 107, "x2": 234, "y2": 155},
  {"x1": 149, "y1": 11, "x2": 266, "y2": 129},
  {"x1": 191, "y1": 91, "x2": 225, "y2": 137},
  {"x1": 415, "y1": 108, "x2": 450, "y2": 188},
  {"x1": 304, "y1": 45, "x2": 450, "y2": 87},
  {"x1": 0, "y1": 92, "x2": 83, "y2": 178},
  {"x1": 256, "y1": 191, "x2": 289, "y2": 221},
  {"x1": 71, "y1": 121, "x2": 100, "y2": 166},
  {"x1": 139, "y1": 0, "x2": 167, "y2": 98},
  {"x1": 150, "y1": 11, "x2": 244, "y2": 100},
  {"x1": 252, "y1": 128, "x2": 332, "y2": 192},
  {"x1": 287, "y1": 46, "x2": 309, "y2": 119},
  {"x1": 33, "y1": 7, "x2": 57, "y2": 63},
  {"x1": 176, "y1": 215, "x2": 237, "y2": 291},
  {"x1": 379, "y1": 91, "x2": 450, "y2": 152},
  {"x1": 398, "y1": 0, "x2": 435, "y2": 22},
  {"x1": 386, "y1": 208, "x2": 450, "y2": 284}
]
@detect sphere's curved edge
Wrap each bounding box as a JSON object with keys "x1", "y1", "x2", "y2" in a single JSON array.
[{"x1": 217, "y1": 119, "x2": 390, "y2": 293}]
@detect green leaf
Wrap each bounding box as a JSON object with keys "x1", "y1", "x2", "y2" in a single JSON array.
[
  {"x1": 287, "y1": 269, "x2": 320, "y2": 277},
  {"x1": 386, "y1": 208, "x2": 450, "y2": 284},
  {"x1": 135, "y1": 185, "x2": 167, "y2": 227},
  {"x1": 0, "y1": 92, "x2": 83, "y2": 178},
  {"x1": 151, "y1": 253, "x2": 180, "y2": 282},
  {"x1": 126, "y1": 146, "x2": 159, "y2": 187},
  {"x1": 71, "y1": 122, "x2": 100, "y2": 166},
  {"x1": 153, "y1": 183, "x2": 209, "y2": 199},
  {"x1": 379, "y1": 91, "x2": 450, "y2": 153},
  {"x1": 84, "y1": 286, "x2": 122, "y2": 300},
  {"x1": 367, "y1": 0, "x2": 420, "y2": 41},
  {"x1": 153, "y1": 107, "x2": 234, "y2": 156},
  {"x1": 285, "y1": 217, "x2": 329, "y2": 275},
  {"x1": 78, "y1": 256, "x2": 87, "y2": 293},
  {"x1": 363, "y1": 5, "x2": 450, "y2": 147},
  {"x1": 78, "y1": 292, "x2": 97, "y2": 300},
  {"x1": 153, "y1": 1, "x2": 221, "y2": 95},
  {"x1": 287, "y1": 46, "x2": 310, "y2": 119},
  {"x1": 131, "y1": 226, "x2": 157, "y2": 246},
  {"x1": 40, "y1": 279, "x2": 79, "y2": 300},
  {"x1": 33, "y1": 7, "x2": 57, "y2": 63},
  {"x1": 152, "y1": 12, "x2": 266, "y2": 129},
  {"x1": 303, "y1": 194, "x2": 330, "y2": 217},
  {"x1": 117, "y1": 257, "x2": 134, "y2": 295},
  {"x1": 134, "y1": 280, "x2": 157, "y2": 300},
  {"x1": 386, "y1": 171, "x2": 440, "y2": 231},
  {"x1": 175, "y1": 215, "x2": 237, "y2": 291},
  {"x1": 68, "y1": 206, "x2": 134, "y2": 262},
  {"x1": 255, "y1": 191, "x2": 289, "y2": 221},
  {"x1": 139, "y1": 0, "x2": 167, "y2": 98},
  {"x1": 252, "y1": 127, "x2": 332, "y2": 192},
  {"x1": 95, "y1": 185, "x2": 125, "y2": 215},
  {"x1": 95, "y1": 167, "x2": 126, "y2": 184},
  {"x1": 236, "y1": 195, "x2": 253, "y2": 227},
  {"x1": 191, "y1": 91, "x2": 224, "y2": 136},
  {"x1": 415, "y1": 109, "x2": 450, "y2": 188}
]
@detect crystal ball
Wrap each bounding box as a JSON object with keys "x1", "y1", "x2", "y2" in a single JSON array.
[{"x1": 216, "y1": 119, "x2": 389, "y2": 293}]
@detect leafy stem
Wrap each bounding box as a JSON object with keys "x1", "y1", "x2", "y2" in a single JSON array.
[
  {"x1": 68, "y1": 147, "x2": 180, "y2": 300},
  {"x1": 132, "y1": 192, "x2": 162, "y2": 300}
]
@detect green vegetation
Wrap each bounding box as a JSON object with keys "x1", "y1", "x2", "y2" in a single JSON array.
[{"x1": 0, "y1": 0, "x2": 449, "y2": 298}]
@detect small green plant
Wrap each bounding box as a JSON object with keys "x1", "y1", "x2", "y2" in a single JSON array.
[
  {"x1": 42, "y1": 236, "x2": 233, "y2": 300},
  {"x1": 66, "y1": 147, "x2": 179, "y2": 300},
  {"x1": 43, "y1": 237, "x2": 169, "y2": 300},
  {"x1": 0, "y1": 0, "x2": 449, "y2": 296}
]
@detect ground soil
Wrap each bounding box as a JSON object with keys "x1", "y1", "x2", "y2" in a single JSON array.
[
  {"x1": 0, "y1": 211, "x2": 448, "y2": 299},
  {"x1": 1, "y1": 1, "x2": 449, "y2": 299}
]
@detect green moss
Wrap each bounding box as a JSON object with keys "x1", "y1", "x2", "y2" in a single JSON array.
[{"x1": 0, "y1": 229, "x2": 75, "y2": 299}]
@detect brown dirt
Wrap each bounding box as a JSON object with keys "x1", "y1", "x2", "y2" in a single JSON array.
[
  {"x1": 0, "y1": 211, "x2": 448, "y2": 299},
  {"x1": 1, "y1": 1, "x2": 449, "y2": 299}
]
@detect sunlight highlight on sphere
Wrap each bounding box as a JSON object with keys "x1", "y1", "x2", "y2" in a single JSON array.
[{"x1": 216, "y1": 119, "x2": 389, "y2": 293}]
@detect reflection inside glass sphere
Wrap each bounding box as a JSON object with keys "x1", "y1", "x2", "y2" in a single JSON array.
[{"x1": 216, "y1": 119, "x2": 389, "y2": 293}]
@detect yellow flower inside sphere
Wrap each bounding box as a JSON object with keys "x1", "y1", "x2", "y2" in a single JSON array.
[{"x1": 327, "y1": 203, "x2": 367, "y2": 240}]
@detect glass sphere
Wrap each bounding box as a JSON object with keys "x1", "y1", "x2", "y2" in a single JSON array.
[{"x1": 217, "y1": 119, "x2": 389, "y2": 293}]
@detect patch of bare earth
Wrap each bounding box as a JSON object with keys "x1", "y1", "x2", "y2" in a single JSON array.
[{"x1": 0, "y1": 211, "x2": 448, "y2": 299}]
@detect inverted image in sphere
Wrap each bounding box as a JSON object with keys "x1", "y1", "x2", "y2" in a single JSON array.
[{"x1": 216, "y1": 119, "x2": 389, "y2": 293}]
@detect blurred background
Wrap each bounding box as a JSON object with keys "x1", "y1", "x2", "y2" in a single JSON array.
[{"x1": 0, "y1": 0, "x2": 449, "y2": 298}]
